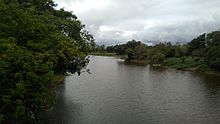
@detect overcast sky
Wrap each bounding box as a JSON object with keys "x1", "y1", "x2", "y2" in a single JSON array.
[{"x1": 54, "y1": 0, "x2": 220, "y2": 45}]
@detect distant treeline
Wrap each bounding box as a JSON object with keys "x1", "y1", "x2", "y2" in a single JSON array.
[
  {"x1": 0, "y1": 0, "x2": 94, "y2": 123},
  {"x1": 94, "y1": 30, "x2": 220, "y2": 71}
]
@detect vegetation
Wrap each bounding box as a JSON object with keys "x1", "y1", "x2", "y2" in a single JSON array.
[
  {"x1": 0, "y1": 0, "x2": 94, "y2": 123},
  {"x1": 103, "y1": 31, "x2": 220, "y2": 73},
  {"x1": 164, "y1": 57, "x2": 203, "y2": 69}
]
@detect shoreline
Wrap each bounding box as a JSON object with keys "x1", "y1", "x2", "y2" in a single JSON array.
[
  {"x1": 127, "y1": 59, "x2": 220, "y2": 76},
  {"x1": 90, "y1": 54, "x2": 220, "y2": 76}
]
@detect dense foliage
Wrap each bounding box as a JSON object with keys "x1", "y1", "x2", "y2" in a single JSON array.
[
  {"x1": 105, "y1": 31, "x2": 220, "y2": 71},
  {"x1": 0, "y1": 0, "x2": 94, "y2": 123}
]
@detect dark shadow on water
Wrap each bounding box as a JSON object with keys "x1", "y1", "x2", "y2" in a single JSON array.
[
  {"x1": 42, "y1": 84, "x2": 82, "y2": 124},
  {"x1": 200, "y1": 74, "x2": 220, "y2": 96},
  {"x1": 148, "y1": 65, "x2": 167, "y2": 73},
  {"x1": 117, "y1": 60, "x2": 147, "y2": 66}
]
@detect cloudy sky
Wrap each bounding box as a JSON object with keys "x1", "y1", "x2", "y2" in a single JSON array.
[{"x1": 54, "y1": 0, "x2": 220, "y2": 45}]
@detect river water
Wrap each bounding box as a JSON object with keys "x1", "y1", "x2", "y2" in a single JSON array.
[{"x1": 45, "y1": 56, "x2": 220, "y2": 124}]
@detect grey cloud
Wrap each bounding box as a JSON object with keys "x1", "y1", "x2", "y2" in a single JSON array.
[{"x1": 55, "y1": 0, "x2": 220, "y2": 45}]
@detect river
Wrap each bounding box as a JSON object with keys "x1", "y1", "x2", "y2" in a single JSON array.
[{"x1": 45, "y1": 56, "x2": 220, "y2": 124}]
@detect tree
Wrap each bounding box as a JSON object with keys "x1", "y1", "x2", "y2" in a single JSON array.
[
  {"x1": 188, "y1": 33, "x2": 206, "y2": 57},
  {"x1": 205, "y1": 31, "x2": 220, "y2": 71},
  {"x1": 0, "y1": 0, "x2": 94, "y2": 123},
  {"x1": 133, "y1": 44, "x2": 148, "y2": 60},
  {"x1": 125, "y1": 48, "x2": 134, "y2": 60},
  {"x1": 147, "y1": 49, "x2": 165, "y2": 64}
]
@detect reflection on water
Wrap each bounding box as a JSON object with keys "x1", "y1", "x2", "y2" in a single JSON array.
[{"x1": 45, "y1": 56, "x2": 220, "y2": 124}]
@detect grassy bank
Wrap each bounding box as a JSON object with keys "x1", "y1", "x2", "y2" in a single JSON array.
[
  {"x1": 164, "y1": 57, "x2": 202, "y2": 69},
  {"x1": 164, "y1": 57, "x2": 219, "y2": 75},
  {"x1": 123, "y1": 57, "x2": 219, "y2": 75}
]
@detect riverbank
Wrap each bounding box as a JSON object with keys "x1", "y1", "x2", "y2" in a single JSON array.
[
  {"x1": 126, "y1": 57, "x2": 220, "y2": 76},
  {"x1": 90, "y1": 52, "x2": 220, "y2": 75},
  {"x1": 163, "y1": 57, "x2": 220, "y2": 75},
  {"x1": 92, "y1": 53, "x2": 220, "y2": 75}
]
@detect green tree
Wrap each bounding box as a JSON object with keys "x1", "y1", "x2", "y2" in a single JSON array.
[
  {"x1": 188, "y1": 33, "x2": 206, "y2": 57},
  {"x1": 205, "y1": 31, "x2": 220, "y2": 70},
  {"x1": 125, "y1": 48, "x2": 134, "y2": 60},
  {"x1": 0, "y1": 0, "x2": 94, "y2": 123},
  {"x1": 147, "y1": 49, "x2": 165, "y2": 64},
  {"x1": 133, "y1": 44, "x2": 148, "y2": 60}
]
